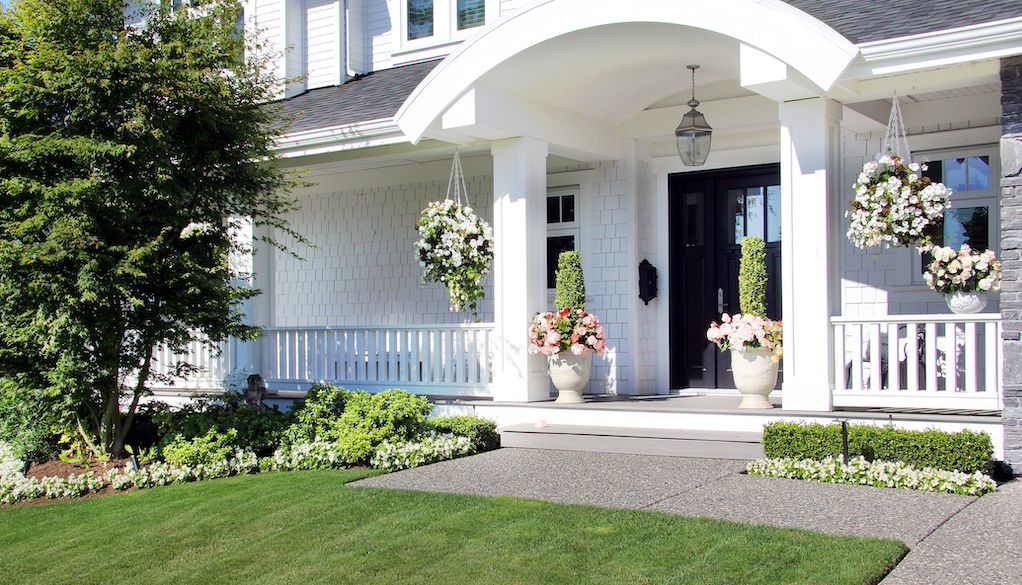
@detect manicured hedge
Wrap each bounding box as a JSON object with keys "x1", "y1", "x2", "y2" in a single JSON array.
[
  {"x1": 762, "y1": 422, "x2": 993, "y2": 474},
  {"x1": 427, "y1": 416, "x2": 500, "y2": 453}
]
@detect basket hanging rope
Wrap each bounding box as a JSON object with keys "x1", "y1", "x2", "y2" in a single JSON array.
[
  {"x1": 445, "y1": 150, "x2": 470, "y2": 206},
  {"x1": 879, "y1": 93, "x2": 911, "y2": 164}
]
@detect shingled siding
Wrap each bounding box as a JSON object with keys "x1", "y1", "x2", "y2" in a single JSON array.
[{"x1": 1000, "y1": 56, "x2": 1022, "y2": 474}]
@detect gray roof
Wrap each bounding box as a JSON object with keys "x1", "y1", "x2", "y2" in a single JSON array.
[
  {"x1": 278, "y1": 2, "x2": 1022, "y2": 135},
  {"x1": 277, "y1": 59, "x2": 439, "y2": 134},
  {"x1": 785, "y1": 0, "x2": 1022, "y2": 44}
]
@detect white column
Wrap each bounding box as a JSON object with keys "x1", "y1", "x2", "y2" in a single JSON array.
[
  {"x1": 491, "y1": 137, "x2": 549, "y2": 402},
  {"x1": 230, "y1": 218, "x2": 275, "y2": 378},
  {"x1": 779, "y1": 98, "x2": 842, "y2": 411}
]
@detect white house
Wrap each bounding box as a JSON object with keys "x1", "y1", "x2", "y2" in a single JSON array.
[{"x1": 154, "y1": 0, "x2": 1022, "y2": 471}]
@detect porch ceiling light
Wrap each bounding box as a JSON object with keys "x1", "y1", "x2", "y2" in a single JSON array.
[{"x1": 675, "y1": 64, "x2": 712, "y2": 166}]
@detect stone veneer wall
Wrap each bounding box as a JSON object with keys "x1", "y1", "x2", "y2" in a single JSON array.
[{"x1": 1000, "y1": 55, "x2": 1022, "y2": 474}]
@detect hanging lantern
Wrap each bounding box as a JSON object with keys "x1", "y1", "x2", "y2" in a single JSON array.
[{"x1": 675, "y1": 64, "x2": 712, "y2": 166}]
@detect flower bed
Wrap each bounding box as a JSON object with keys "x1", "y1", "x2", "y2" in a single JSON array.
[
  {"x1": 746, "y1": 456, "x2": 996, "y2": 496},
  {"x1": 847, "y1": 155, "x2": 950, "y2": 249}
]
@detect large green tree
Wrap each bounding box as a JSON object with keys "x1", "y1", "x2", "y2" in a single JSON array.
[{"x1": 0, "y1": 0, "x2": 301, "y2": 457}]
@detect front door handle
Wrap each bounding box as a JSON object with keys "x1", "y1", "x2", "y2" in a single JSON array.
[{"x1": 717, "y1": 288, "x2": 724, "y2": 314}]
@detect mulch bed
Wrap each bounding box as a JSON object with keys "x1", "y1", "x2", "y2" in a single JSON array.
[{"x1": 26, "y1": 458, "x2": 133, "y2": 481}]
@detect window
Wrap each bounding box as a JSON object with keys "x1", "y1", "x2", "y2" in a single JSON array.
[
  {"x1": 400, "y1": 0, "x2": 492, "y2": 55},
  {"x1": 457, "y1": 0, "x2": 486, "y2": 30},
  {"x1": 407, "y1": 0, "x2": 434, "y2": 40},
  {"x1": 915, "y1": 149, "x2": 998, "y2": 277},
  {"x1": 726, "y1": 185, "x2": 781, "y2": 244},
  {"x1": 547, "y1": 188, "x2": 580, "y2": 289}
]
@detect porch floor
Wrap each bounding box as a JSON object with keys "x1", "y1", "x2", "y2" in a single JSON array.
[{"x1": 438, "y1": 393, "x2": 1001, "y2": 423}]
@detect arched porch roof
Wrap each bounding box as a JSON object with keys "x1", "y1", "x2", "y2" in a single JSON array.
[{"x1": 396, "y1": 0, "x2": 859, "y2": 145}]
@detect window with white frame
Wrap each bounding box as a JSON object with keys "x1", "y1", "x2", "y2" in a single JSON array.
[
  {"x1": 915, "y1": 146, "x2": 999, "y2": 279},
  {"x1": 546, "y1": 187, "x2": 580, "y2": 289},
  {"x1": 401, "y1": 0, "x2": 495, "y2": 50}
]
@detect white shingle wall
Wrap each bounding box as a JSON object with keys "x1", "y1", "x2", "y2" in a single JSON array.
[
  {"x1": 585, "y1": 160, "x2": 635, "y2": 394},
  {"x1": 273, "y1": 172, "x2": 495, "y2": 326},
  {"x1": 633, "y1": 158, "x2": 658, "y2": 394}
]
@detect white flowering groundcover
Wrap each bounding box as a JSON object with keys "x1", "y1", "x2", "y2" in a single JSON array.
[
  {"x1": 746, "y1": 456, "x2": 996, "y2": 496},
  {"x1": 1, "y1": 434, "x2": 477, "y2": 507},
  {"x1": 921, "y1": 244, "x2": 1002, "y2": 294},
  {"x1": 415, "y1": 200, "x2": 494, "y2": 315},
  {"x1": 847, "y1": 155, "x2": 951, "y2": 249}
]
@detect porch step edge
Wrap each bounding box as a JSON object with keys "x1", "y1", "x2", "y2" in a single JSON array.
[
  {"x1": 500, "y1": 423, "x2": 762, "y2": 443},
  {"x1": 499, "y1": 424, "x2": 765, "y2": 460}
]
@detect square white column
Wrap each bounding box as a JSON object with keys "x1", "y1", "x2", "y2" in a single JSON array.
[
  {"x1": 779, "y1": 98, "x2": 842, "y2": 411},
  {"x1": 491, "y1": 137, "x2": 549, "y2": 402},
  {"x1": 229, "y1": 217, "x2": 275, "y2": 377}
]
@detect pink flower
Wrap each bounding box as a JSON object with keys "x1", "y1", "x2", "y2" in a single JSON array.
[{"x1": 570, "y1": 343, "x2": 586, "y2": 355}]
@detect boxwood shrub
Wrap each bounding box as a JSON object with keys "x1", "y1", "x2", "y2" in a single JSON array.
[
  {"x1": 762, "y1": 422, "x2": 993, "y2": 475},
  {"x1": 427, "y1": 416, "x2": 500, "y2": 452}
]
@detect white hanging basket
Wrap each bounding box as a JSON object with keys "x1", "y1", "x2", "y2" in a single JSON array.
[{"x1": 414, "y1": 152, "x2": 494, "y2": 316}]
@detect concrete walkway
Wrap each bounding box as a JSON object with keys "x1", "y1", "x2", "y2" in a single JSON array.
[{"x1": 354, "y1": 448, "x2": 1020, "y2": 584}]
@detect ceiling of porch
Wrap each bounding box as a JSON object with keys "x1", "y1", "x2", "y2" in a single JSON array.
[{"x1": 479, "y1": 23, "x2": 753, "y2": 126}]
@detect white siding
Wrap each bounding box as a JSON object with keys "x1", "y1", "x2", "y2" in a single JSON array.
[
  {"x1": 274, "y1": 162, "x2": 494, "y2": 326},
  {"x1": 347, "y1": 0, "x2": 368, "y2": 74},
  {"x1": 304, "y1": 0, "x2": 344, "y2": 88},
  {"x1": 367, "y1": 0, "x2": 395, "y2": 71}
]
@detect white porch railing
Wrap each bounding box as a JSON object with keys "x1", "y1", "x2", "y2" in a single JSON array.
[
  {"x1": 145, "y1": 337, "x2": 237, "y2": 391},
  {"x1": 832, "y1": 314, "x2": 1002, "y2": 410},
  {"x1": 261, "y1": 324, "x2": 495, "y2": 396}
]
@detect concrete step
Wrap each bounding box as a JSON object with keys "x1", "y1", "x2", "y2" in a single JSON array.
[{"x1": 500, "y1": 423, "x2": 764, "y2": 460}]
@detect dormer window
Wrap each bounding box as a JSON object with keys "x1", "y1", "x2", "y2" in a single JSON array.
[{"x1": 401, "y1": 0, "x2": 493, "y2": 49}]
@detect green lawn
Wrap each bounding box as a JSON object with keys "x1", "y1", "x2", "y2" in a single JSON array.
[{"x1": 0, "y1": 470, "x2": 906, "y2": 585}]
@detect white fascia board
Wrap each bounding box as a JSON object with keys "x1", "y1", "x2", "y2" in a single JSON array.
[
  {"x1": 272, "y1": 118, "x2": 410, "y2": 158},
  {"x1": 847, "y1": 16, "x2": 1022, "y2": 78}
]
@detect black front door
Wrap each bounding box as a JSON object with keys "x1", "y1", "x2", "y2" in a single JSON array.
[{"x1": 668, "y1": 164, "x2": 782, "y2": 390}]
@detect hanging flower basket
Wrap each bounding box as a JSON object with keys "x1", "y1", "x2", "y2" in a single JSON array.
[
  {"x1": 415, "y1": 153, "x2": 494, "y2": 315},
  {"x1": 846, "y1": 154, "x2": 950, "y2": 249}
]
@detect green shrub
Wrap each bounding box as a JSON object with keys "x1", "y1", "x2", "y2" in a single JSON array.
[
  {"x1": 762, "y1": 422, "x2": 993, "y2": 474},
  {"x1": 280, "y1": 384, "x2": 352, "y2": 446},
  {"x1": 153, "y1": 393, "x2": 289, "y2": 457},
  {"x1": 738, "y1": 237, "x2": 767, "y2": 317},
  {"x1": 162, "y1": 428, "x2": 240, "y2": 467},
  {"x1": 427, "y1": 416, "x2": 499, "y2": 452},
  {"x1": 554, "y1": 251, "x2": 586, "y2": 311},
  {"x1": 0, "y1": 378, "x2": 61, "y2": 463},
  {"x1": 331, "y1": 389, "x2": 433, "y2": 464}
]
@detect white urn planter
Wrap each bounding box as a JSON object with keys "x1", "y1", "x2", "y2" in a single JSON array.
[
  {"x1": 730, "y1": 347, "x2": 778, "y2": 409},
  {"x1": 945, "y1": 291, "x2": 988, "y2": 314},
  {"x1": 548, "y1": 352, "x2": 593, "y2": 403}
]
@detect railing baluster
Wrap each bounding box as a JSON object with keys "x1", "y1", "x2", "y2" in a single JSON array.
[
  {"x1": 906, "y1": 323, "x2": 919, "y2": 392},
  {"x1": 925, "y1": 323, "x2": 937, "y2": 392},
  {"x1": 388, "y1": 329, "x2": 398, "y2": 383},
  {"x1": 869, "y1": 323, "x2": 881, "y2": 391},
  {"x1": 965, "y1": 321, "x2": 977, "y2": 393},
  {"x1": 851, "y1": 324, "x2": 863, "y2": 392},
  {"x1": 887, "y1": 322, "x2": 900, "y2": 391},
  {"x1": 985, "y1": 321, "x2": 998, "y2": 395}
]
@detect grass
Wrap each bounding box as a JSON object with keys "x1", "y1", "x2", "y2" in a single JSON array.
[{"x1": 0, "y1": 470, "x2": 907, "y2": 585}]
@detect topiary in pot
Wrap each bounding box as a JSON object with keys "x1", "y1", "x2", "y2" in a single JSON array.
[
  {"x1": 739, "y1": 237, "x2": 767, "y2": 317},
  {"x1": 554, "y1": 251, "x2": 586, "y2": 311}
]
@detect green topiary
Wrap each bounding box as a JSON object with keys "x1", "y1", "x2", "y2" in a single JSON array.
[
  {"x1": 738, "y1": 237, "x2": 768, "y2": 317},
  {"x1": 554, "y1": 251, "x2": 586, "y2": 311}
]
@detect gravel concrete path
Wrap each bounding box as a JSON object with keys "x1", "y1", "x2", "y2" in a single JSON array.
[{"x1": 354, "y1": 448, "x2": 1021, "y2": 584}]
